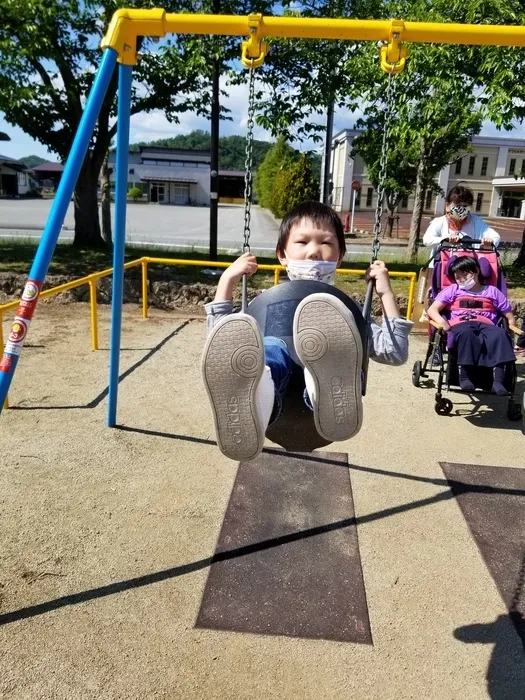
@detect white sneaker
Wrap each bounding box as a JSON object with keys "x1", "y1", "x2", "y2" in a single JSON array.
[
  {"x1": 201, "y1": 314, "x2": 274, "y2": 461},
  {"x1": 294, "y1": 294, "x2": 363, "y2": 442}
]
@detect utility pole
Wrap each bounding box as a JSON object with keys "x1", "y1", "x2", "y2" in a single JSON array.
[
  {"x1": 209, "y1": 0, "x2": 220, "y2": 261},
  {"x1": 321, "y1": 101, "x2": 334, "y2": 205}
]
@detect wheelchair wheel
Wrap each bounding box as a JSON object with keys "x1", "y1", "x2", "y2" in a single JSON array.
[
  {"x1": 412, "y1": 360, "x2": 422, "y2": 387},
  {"x1": 435, "y1": 398, "x2": 453, "y2": 415},
  {"x1": 507, "y1": 402, "x2": 522, "y2": 421}
]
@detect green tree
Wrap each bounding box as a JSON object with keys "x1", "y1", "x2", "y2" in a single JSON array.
[
  {"x1": 271, "y1": 153, "x2": 319, "y2": 217},
  {"x1": 254, "y1": 135, "x2": 296, "y2": 209},
  {"x1": 254, "y1": 0, "x2": 383, "y2": 144},
  {"x1": 440, "y1": 0, "x2": 525, "y2": 267},
  {"x1": 0, "y1": 1, "x2": 216, "y2": 247},
  {"x1": 352, "y1": 116, "x2": 417, "y2": 237},
  {"x1": 353, "y1": 47, "x2": 483, "y2": 259},
  {"x1": 128, "y1": 186, "x2": 142, "y2": 201}
]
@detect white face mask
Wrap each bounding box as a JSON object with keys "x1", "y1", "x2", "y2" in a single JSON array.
[
  {"x1": 284, "y1": 255, "x2": 338, "y2": 285},
  {"x1": 448, "y1": 204, "x2": 470, "y2": 221},
  {"x1": 458, "y1": 276, "x2": 477, "y2": 290}
]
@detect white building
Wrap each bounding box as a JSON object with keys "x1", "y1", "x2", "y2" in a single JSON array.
[
  {"x1": 330, "y1": 130, "x2": 525, "y2": 220},
  {"x1": 0, "y1": 155, "x2": 32, "y2": 196},
  {"x1": 108, "y1": 146, "x2": 211, "y2": 205}
]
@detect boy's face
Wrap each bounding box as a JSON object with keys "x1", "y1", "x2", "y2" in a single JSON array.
[{"x1": 279, "y1": 217, "x2": 342, "y2": 265}]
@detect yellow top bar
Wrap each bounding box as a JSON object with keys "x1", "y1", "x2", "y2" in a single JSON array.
[{"x1": 100, "y1": 9, "x2": 525, "y2": 64}]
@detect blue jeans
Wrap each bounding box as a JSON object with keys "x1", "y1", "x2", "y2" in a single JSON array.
[
  {"x1": 264, "y1": 337, "x2": 296, "y2": 423},
  {"x1": 264, "y1": 336, "x2": 364, "y2": 423}
]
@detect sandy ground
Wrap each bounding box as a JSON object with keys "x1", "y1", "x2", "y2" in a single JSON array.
[{"x1": 1, "y1": 303, "x2": 525, "y2": 700}]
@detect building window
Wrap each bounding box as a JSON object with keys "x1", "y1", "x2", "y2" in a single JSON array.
[
  {"x1": 468, "y1": 156, "x2": 476, "y2": 176},
  {"x1": 480, "y1": 157, "x2": 488, "y2": 177},
  {"x1": 425, "y1": 190, "x2": 432, "y2": 210},
  {"x1": 354, "y1": 189, "x2": 361, "y2": 207},
  {"x1": 475, "y1": 193, "x2": 483, "y2": 212},
  {"x1": 143, "y1": 159, "x2": 157, "y2": 165},
  {"x1": 366, "y1": 187, "x2": 373, "y2": 207},
  {"x1": 401, "y1": 194, "x2": 409, "y2": 209},
  {"x1": 455, "y1": 159, "x2": 462, "y2": 175},
  {"x1": 509, "y1": 158, "x2": 516, "y2": 176}
]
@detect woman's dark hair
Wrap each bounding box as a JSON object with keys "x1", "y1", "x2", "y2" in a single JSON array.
[
  {"x1": 446, "y1": 185, "x2": 474, "y2": 206},
  {"x1": 448, "y1": 255, "x2": 482, "y2": 281},
  {"x1": 276, "y1": 201, "x2": 346, "y2": 258}
]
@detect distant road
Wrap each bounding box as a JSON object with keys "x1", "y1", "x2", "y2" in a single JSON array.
[
  {"x1": 0, "y1": 200, "x2": 519, "y2": 260},
  {"x1": 0, "y1": 200, "x2": 410, "y2": 258}
]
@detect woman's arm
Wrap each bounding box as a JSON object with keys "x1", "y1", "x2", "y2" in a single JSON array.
[{"x1": 422, "y1": 218, "x2": 445, "y2": 247}]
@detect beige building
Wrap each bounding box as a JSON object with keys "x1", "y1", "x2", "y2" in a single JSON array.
[{"x1": 330, "y1": 130, "x2": 525, "y2": 220}]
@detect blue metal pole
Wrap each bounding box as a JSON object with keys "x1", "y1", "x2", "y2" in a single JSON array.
[
  {"x1": 107, "y1": 64, "x2": 133, "y2": 427},
  {"x1": 0, "y1": 48, "x2": 118, "y2": 414}
]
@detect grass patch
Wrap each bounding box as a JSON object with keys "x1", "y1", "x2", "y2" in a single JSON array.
[{"x1": 0, "y1": 238, "x2": 523, "y2": 300}]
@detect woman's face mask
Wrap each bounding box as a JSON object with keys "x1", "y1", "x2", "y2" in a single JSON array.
[
  {"x1": 448, "y1": 204, "x2": 470, "y2": 221},
  {"x1": 284, "y1": 255, "x2": 338, "y2": 284}
]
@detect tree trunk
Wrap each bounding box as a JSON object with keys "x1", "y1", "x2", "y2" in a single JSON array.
[
  {"x1": 406, "y1": 142, "x2": 426, "y2": 262},
  {"x1": 385, "y1": 199, "x2": 395, "y2": 237},
  {"x1": 101, "y1": 151, "x2": 112, "y2": 247},
  {"x1": 514, "y1": 225, "x2": 525, "y2": 267},
  {"x1": 73, "y1": 155, "x2": 105, "y2": 248}
]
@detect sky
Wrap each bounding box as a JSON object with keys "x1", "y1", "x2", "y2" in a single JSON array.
[{"x1": 1, "y1": 78, "x2": 525, "y2": 163}]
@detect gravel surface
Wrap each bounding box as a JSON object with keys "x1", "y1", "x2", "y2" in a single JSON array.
[{"x1": 1, "y1": 304, "x2": 525, "y2": 699}]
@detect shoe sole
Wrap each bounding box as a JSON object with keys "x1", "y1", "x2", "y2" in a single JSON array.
[
  {"x1": 294, "y1": 295, "x2": 363, "y2": 442},
  {"x1": 202, "y1": 314, "x2": 265, "y2": 461}
]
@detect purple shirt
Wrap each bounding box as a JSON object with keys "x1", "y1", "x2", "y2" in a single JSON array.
[{"x1": 435, "y1": 284, "x2": 511, "y2": 324}]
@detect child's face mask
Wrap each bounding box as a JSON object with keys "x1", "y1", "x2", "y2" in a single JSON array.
[
  {"x1": 457, "y1": 275, "x2": 477, "y2": 290},
  {"x1": 448, "y1": 204, "x2": 470, "y2": 221},
  {"x1": 284, "y1": 255, "x2": 337, "y2": 284}
]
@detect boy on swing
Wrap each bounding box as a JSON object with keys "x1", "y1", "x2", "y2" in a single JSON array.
[{"x1": 202, "y1": 201, "x2": 413, "y2": 460}]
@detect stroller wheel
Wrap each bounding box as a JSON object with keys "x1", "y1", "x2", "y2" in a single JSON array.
[
  {"x1": 435, "y1": 398, "x2": 453, "y2": 415},
  {"x1": 412, "y1": 360, "x2": 422, "y2": 387}
]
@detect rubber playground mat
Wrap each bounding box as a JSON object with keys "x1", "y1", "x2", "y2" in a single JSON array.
[
  {"x1": 441, "y1": 462, "x2": 525, "y2": 649},
  {"x1": 196, "y1": 449, "x2": 371, "y2": 644}
]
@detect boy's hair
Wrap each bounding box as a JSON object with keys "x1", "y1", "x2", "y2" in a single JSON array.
[
  {"x1": 448, "y1": 255, "x2": 482, "y2": 280},
  {"x1": 446, "y1": 185, "x2": 474, "y2": 207},
  {"x1": 276, "y1": 201, "x2": 346, "y2": 258}
]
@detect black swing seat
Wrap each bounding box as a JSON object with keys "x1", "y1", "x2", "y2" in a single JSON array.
[{"x1": 246, "y1": 280, "x2": 368, "y2": 452}]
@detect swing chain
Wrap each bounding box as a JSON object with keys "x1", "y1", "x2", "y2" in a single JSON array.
[
  {"x1": 370, "y1": 69, "x2": 397, "y2": 263},
  {"x1": 242, "y1": 62, "x2": 256, "y2": 254}
]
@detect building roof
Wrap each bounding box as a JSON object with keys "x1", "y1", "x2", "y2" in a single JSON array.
[
  {"x1": 140, "y1": 146, "x2": 210, "y2": 158},
  {"x1": 0, "y1": 153, "x2": 20, "y2": 163},
  {"x1": 0, "y1": 154, "x2": 27, "y2": 171},
  {"x1": 139, "y1": 167, "x2": 197, "y2": 184},
  {"x1": 32, "y1": 161, "x2": 64, "y2": 172}
]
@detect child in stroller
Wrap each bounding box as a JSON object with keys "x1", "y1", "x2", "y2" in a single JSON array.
[
  {"x1": 427, "y1": 255, "x2": 516, "y2": 396},
  {"x1": 412, "y1": 239, "x2": 523, "y2": 419}
]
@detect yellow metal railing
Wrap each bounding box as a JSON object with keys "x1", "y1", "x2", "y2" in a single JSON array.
[{"x1": 0, "y1": 256, "x2": 416, "y2": 408}]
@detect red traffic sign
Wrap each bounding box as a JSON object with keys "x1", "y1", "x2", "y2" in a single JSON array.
[{"x1": 351, "y1": 180, "x2": 361, "y2": 191}]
